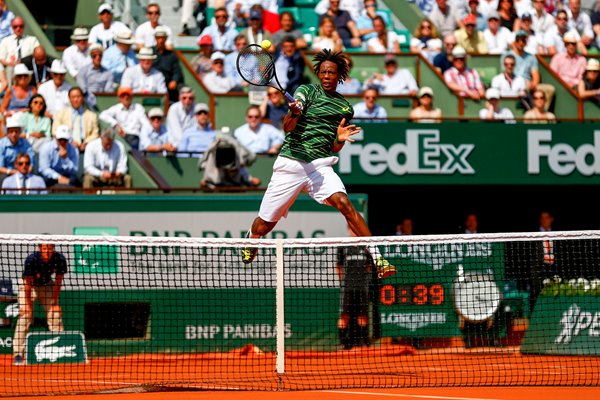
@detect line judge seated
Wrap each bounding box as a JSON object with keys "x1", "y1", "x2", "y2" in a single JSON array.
[{"x1": 83, "y1": 127, "x2": 132, "y2": 189}]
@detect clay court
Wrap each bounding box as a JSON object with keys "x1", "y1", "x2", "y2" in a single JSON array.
[{"x1": 2, "y1": 345, "x2": 599, "y2": 399}]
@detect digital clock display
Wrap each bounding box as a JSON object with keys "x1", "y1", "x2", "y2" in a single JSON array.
[{"x1": 380, "y1": 284, "x2": 445, "y2": 306}]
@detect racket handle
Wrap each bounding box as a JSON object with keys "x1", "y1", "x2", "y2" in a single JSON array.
[{"x1": 284, "y1": 92, "x2": 296, "y2": 103}]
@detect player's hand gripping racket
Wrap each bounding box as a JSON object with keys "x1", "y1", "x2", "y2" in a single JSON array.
[{"x1": 236, "y1": 44, "x2": 301, "y2": 108}]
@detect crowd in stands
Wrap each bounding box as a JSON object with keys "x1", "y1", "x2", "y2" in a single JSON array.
[{"x1": 1, "y1": 0, "x2": 600, "y2": 194}]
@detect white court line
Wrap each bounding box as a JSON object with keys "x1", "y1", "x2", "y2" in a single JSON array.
[{"x1": 321, "y1": 391, "x2": 501, "y2": 400}]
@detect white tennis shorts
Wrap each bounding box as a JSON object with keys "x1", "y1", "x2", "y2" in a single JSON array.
[{"x1": 258, "y1": 155, "x2": 347, "y2": 222}]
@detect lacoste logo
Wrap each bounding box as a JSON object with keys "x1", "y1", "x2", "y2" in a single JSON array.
[{"x1": 35, "y1": 337, "x2": 77, "y2": 362}]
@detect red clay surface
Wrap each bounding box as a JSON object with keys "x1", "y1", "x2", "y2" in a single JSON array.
[{"x1": 1, "y1": 345, "x2": 599, "y2": 398}]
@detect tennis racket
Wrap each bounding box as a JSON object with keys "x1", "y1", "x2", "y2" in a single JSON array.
[{"x1": 236, "y1": 44, "x2": 298, "y2": 104}]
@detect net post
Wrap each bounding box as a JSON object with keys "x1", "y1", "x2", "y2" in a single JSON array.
[{"x1": 275, "y1": 238, "x2": 285, "y2": 375}]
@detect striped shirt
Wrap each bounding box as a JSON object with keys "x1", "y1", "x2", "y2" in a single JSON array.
[
  {"x1": 444, "y1": 67, "x2": 484, "y2": 96},
  {"x1": 280, "y1": 84, "x2": 354, "y2": 163}
]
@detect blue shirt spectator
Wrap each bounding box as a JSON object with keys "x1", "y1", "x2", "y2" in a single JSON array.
[
  {"x1": 101, "y1": 33, "x2": 138, "y2": 84},
  {"x1": 178, "y1": 103, "x2": 215, "y2": 156},
  {"x1": 352, "y1": 88, "x2": 388, "y2": 123},
  {"x1": 140, "y1": 107, "x2": 177, "y2": 155},
  {"x1": 38, "y1": 129, "x2": 80, "y2": 186},
  {"x1": 234, "y1": 105, "x2": 284, "y2": 155},
  {"x1": 0, "y1": 119, "x2": 35, "y2": 174},
  {"x1": 0, "y1": 1, "x2": 15, "y2": 41}
]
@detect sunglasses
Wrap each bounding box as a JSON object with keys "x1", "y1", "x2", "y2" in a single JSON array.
[
  {"x1": 196, "y1": 111, "x2": 208, "y2": 115},
  {"x1": 421, "y1": 25, "x2": 431, "y2": 29},
  {"x1": 504, "y1": 62, "x2": 515, "y2": 67},
  {"x1": 150, "y1": 116, "x2": 163, "y2": 120},
  {"x1": 533, "y1": 96, "x2": 545, "y2": 100},
  {"x1": 32, "y1": 100, "x2": 44, "y2": 104},
  {"x1": 364, "y1": 96, "x2": 376, "y2": 100},
  {"x1": 12, "y1": 24, "x2": 24, "y2": 28},
  {"x1": 147, "y1": 11, "x2": 160, "y2": 15},
  {"x1": 215, "y1": 14, "x2": 228, "y2": 19},
  {"x1": 247, "y1": 115, "x2": 260, "y2": 119},
  {"x1": 16, "y1": 161, "x2": 31, "y2": 166}
]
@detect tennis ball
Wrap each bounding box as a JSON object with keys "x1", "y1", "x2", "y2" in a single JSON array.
[{"x1": 261, "y1": 39, "x2": 272, "y2": 50}]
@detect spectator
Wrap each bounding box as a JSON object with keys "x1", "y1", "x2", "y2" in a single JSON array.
[
  {"x1": 567, "y1": 0, "x2": 594, "y2": 50},
  {"x1": 491, "y1": 54, "x2": 527, "y2": 96},
  {"x1": 0, "y1": 63, "x2": 36, "y2": 122},
  {"x1": 37, "y1": 60, "x2": 71, "y2": 118},
  {"x1": 121, "y1": 47, "x2": 167, "y2": 94},
  {"x1": 99, "y1": 86, "x2": 151, "y2": 150},
  {"x1": 19, "y1": 94, "x2": 52, "y2": 153},
  {"x1": 316, "y1": 0, "x2": 365, "y2": 21},
  {"x1": 179, "y1": 102, "x2": 215, "y2": 156},
  {"x1": 519, "y1": 12, "x2": 544, "y2": 54},
  {"x1": 273, "y1": 36, "x2": 305, "y2": 95},
  {"x1": 593, "y1": 1, "x2": 600, "y2": 49},
  {"x1": 83, "y1": 128, "x2": 132, "y2": 189},
  {"x1": 444, "y1": 46, "x2": 485, "y2": 100},
  {"x1": 312, "y1": 16, "x2": 345, "y2": 53},
  {"x1": 353, "y1": 88, "x2": 388, "y2": 122},
  {"x1": 506, "y1": 30, "x2": 555, "y2": 109},
  {"x1": 52, "y1": 87, "x2": 100, "y2": 152},
  {"x1": 467, "y1": 0, "x2": 488, "y2": 31},
  {"x1": 318, "y1": 0, "x2": 362, "y2": 49},
  {"x1": 549, "y1": 31, "x2": 586, "y2": 88},
  {"x1": 181, "y1": 0, "x2": 209, "y2": 36},
  {"x1": 153, "y1": 26, "x2": 184, "y2": 104},
  {"x1": 0, "y1": 117, "x2": 35, "y2": 184},
  {"x1": 484, "y1": 11, "x2": 514, "y2": 54},
  {"x1": 21, "y1": 46, "x2": 54, "y2": 87},
  {"x1": 524, "y1": 89, "x2": 556, "y2": 122},
  {"x1": 224, "y1": 34, "x2": 250, "y2": 90},
  {"x1": 230, "y1": 1, "x2": 280, "y2": 31},
  {"x1": 356, "y1": 0, "x2": 391, "y2": 42},
  {"x1": 367, "y1": 16, "x2": 400, "y2": 53},
  {"x1": 76, "y1": 44, "x2": 114, "y2": 110},
  {"x1": 167, "y1": 86, "x2": 197, "y2": 147},
  {"x1": 260, "y1": 88, "x2": 288, "y2": 129},
  {"x1": 544, "y1": 10, "x2": 585, "y2": 56},
  {"x1": 0, "y1": 0, "x2": 15, "y2": 41},
  {"x1": 140, "y1": 107, "x2": 177, "y2": 155},
  {"x1": 363, "y1": 54, "x2": 418, "y2": 95},
  {"x1": 433, "y1": 33, "x2": 457, "y2": 73},
  {"x1": 497, "y1": 0, "x2": 520, "y2": 32},
  {"x1": 479, "y1": 87, "x2": 515, "y2": 121},
  {"x1": 455, "y1": 14, "x2": 489, "y2": 54},
  {"x1": 463, "y1": 212, "x2": 479, "y2": 233},
  {"x1": 38, "y1": 125, "x2": 80, "y2": 188},
  {"x1": 272, "y1": 10, "x2": 308, "y2": 50},
  {"x1": 410, "y1": 86, "x2": 443, "y2": 122},
  {"x1": 241, "y1": 8, "x2": 274, "y2": 47},
  {"x1": 203, "y1": 51, "x2": 236, "y2": 93},
  {"x1": 135, "y1": 3, "x2": 174, "y2": 50},
  {"x1": 234, "y1": 105, "x2": 284, "y2": 154},
  {"x1": 1, "y1": 152, "x2": 45, "y2": 194},
  {"x1": 0, "y1": 16, "x2": 40, "y2": 75},
  {"x1": 478, "y1": 0, "x2": 499, "y2": 19},
  {"x1": 395, "y1": 218, "x2": 414, "y2": 235},
  {"x1": 101, "y1": 29, "x2": 137, "y2": 84},
  {"x1": 337, "y1": 56, "x2": 362, "y2": 95},
  {"x1": 530, "y1": 0, "x2": 555, "y2": 37},
  {"x1": 429, "y1": 0, "x2": 463, "y2": 37},
  {"x1": 577, "y1": 58, "x2": 600, "y2": 104},
  {"x1": 410, "y1": 18, "x2": 443, "y2": 63},
  {"x1": 88, "y1": 3, "x2": 130, "y2": 49},
  {"x1": 199, "y1": 7, "x2": 241, "y2": 51},
  {"x1": 62, "y1": 28, "x2": 90, "y2": 79},
  {"x1": 190, "y1": 35, "x2": 214, "y2": 78}
]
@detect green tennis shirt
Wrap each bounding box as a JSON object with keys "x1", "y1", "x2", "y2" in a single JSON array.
[{"x1": 279, "y1": 83, "x2": 354, "y2": 163}]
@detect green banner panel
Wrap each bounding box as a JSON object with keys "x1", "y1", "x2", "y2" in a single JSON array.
[
  {"x1": 338, "y1": 122, "x2": 600, "y2": 185},
  {"x1": 522, "y1": 295, "x2": 600, "y2": 355}
]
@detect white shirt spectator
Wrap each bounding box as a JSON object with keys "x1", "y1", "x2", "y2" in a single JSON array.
[
  {"x1": 84, "y1": 137, "x2": 128, "y2": 176},
  {"x1": 478, "y1": 0, "x2": 499, "y2": 18},
  {"x1": 88, "y1": 20, "x2": 129, "y2": 49},
  {"x1": 37, "y1": 79, "x2": 72, "y2": 117},
  {"x1": 99, "y1": 102, "x2": 151, "y2": 138},
  {"x1": 0, "y1": 33, "x2": 39, "y2": 65},
  {"x1": 366, "y1": 31, "x2": 400, "y2": 53},
  {"x1": 567, "y1": 9, "x2": 594, "y2": 39},
  {"x1": 62, "y1": 44, "x2": 91, "y2": 78},
  {"x1": 234, "y1": 122, "x2": 284, "y2": 154},
  {"x1": 479, "y1": 107, "x2": 515, "y2": 120},
  {"x1": 202, "y1": 71, "x2": 236, "y2": 93},
  {"x1": 135, "y1": 21, "x2": 174, "y2": 49},
  {"x1": 531, "y1": 9, "x2": 555, "y2": 36},
  {"x1": 166, "y1": 101, "x2": 197, "y2": 147},
  {"x1": 365, "y1": 69, "x2": 419, "y2": 95},
  {"x1": 491, "y1": 72, "x2": 527, "y2": 96},
  {"x1": 524, "y1": 32, "x2": 543, "y2": 54},
  {"x1": 483, "y1": 26, "x2": 514, "y2": 54},
  {"x1": 543, "y1": 26, "x2": 580, "y2": 54},
  {"x1": 120, "y1": 64, "x2": 167, "y2": 94},
  {"x1": 199, "y1": 24, "x2": 238, "y2": 51}
]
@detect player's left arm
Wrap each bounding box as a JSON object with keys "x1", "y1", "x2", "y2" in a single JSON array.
[{"x1": 332, "y1": 118, "x2": 361, "y2": 153}]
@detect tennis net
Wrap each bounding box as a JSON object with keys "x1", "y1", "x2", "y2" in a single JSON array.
[{"x1": 1, "y1": 231, "x2": 600, "y2": 396}]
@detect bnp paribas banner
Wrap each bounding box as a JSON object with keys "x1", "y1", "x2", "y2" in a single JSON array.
[
  {"x1": 339, "y1": 123, "x2": 600, "y2": 185},
  {"x1": 521, "y1": 295, "x2": 600, "y2": 355}
]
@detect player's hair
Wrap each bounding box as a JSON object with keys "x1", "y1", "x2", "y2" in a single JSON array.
[{"x1": 312, "y1": 49, "x2": 349, "y2": 84}]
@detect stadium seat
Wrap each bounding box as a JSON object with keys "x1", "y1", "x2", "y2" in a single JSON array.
[
  {"x1": 298, "y1": 8, "x2": 320, "y2": 33},
  {"x1": 350, "y1": 66, "x2": 380, "y2": 81},
  {"x1": 475, "y1": 66, "x2": 498, "y2": 88},
  {"x1": 395, "y1": 30, "x2": 411, "y2": 53},
  {"x1": 295, "y1": 0, "x2": 319, "y2": 5}
]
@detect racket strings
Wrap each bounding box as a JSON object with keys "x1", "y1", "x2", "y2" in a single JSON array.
[{"x1": 238, "y1": 47, "x2": 275, "y2": 86}]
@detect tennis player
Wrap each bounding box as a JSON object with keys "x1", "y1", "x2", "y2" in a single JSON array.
[{"x1": 242, "y1": 49, "x2": 396, "y2": 278}]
